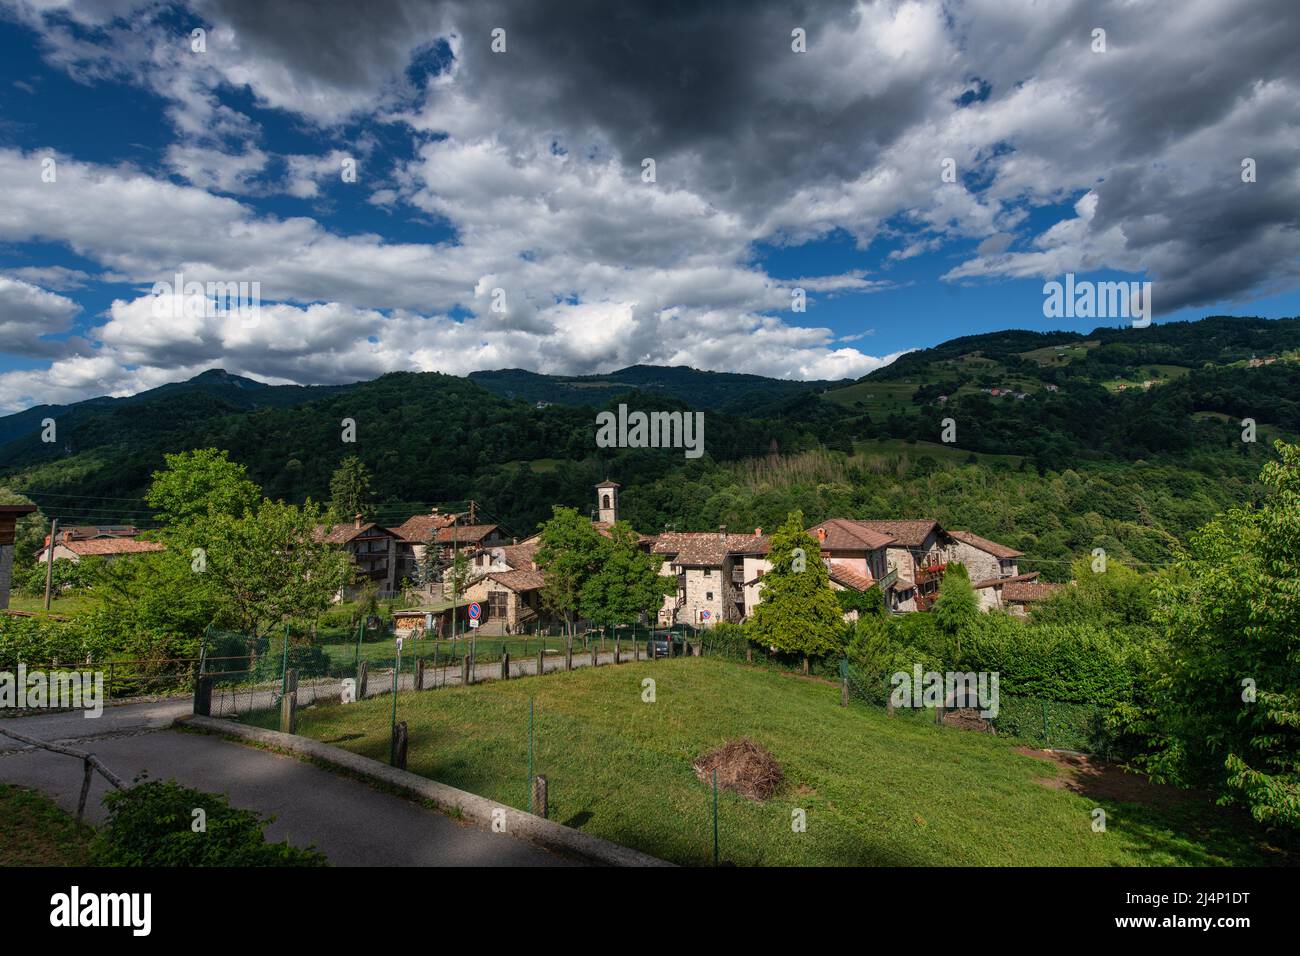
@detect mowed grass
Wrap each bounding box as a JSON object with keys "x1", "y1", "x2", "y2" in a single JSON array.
[
  {"x1": 260, "y1": 658, "x2": 1275, "y2": 867},
  {"x1": 0, "y1": 785, "x2": 93, "y2": 866}
]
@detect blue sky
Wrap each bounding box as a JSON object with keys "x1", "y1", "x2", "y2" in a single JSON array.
[{"x1": 0, "y1": 0, "x2": 1297, "y2": 411}]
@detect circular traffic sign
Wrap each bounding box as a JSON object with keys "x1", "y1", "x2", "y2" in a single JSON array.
[{"x1": 467, "y1": 602, "x2": 481, "y2": 620}]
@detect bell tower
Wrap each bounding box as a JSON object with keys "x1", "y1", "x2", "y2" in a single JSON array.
[{"x1": 595, "y1": 480, "x2": 619, "y2": 525}]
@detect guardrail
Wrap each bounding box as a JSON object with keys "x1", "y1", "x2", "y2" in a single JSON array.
[{"x1": 0, "y1": 725, "x2": 127, "y2": 822}]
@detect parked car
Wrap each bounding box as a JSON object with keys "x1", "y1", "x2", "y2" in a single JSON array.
[{"x1": 647, "y1": 629, "x2": 687, "y2": 658}]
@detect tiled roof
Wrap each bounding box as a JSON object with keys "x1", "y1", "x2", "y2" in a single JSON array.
[
  {"x1": 314, "y1": 522, "x2": 397, "y2": 544},
  {"x1": 855, "y1": 520, "x2": 941, "y2": 548},
  {"x1": 63, "y1": 538, "x2": 165, "y2": 556},
  {"x1": 1002, "y1": 581, "x2": 1062, "y2": 603},
  {"x1": 810, "y1": 518, "x2": 895, "y2": 551},
  {"x1": 828, "y1": 562, "x2": 875, "y2": 592},
  {"x1": 498, "y1": 542, "x2": 539, "y2": 570},
  {"x1": 949, "y1": 530, "x2": 1023, "y2": 559},
  {"x1": 391, "y1": 512, "x2": 459, "y2": 542},
  {"x1": 972, "y1": 571, "x2": 1040, "y2": 590},
  {"x1": 431, "y1": 524, "x2": 500, "y2": 544},
  {"x1": 483, "y1": 568, "x2": 546, "y2": 592},
  {"x1": 652, "y1": 532, "x2": 759, "y2": 566}
]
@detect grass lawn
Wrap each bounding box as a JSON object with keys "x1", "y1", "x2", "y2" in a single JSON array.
[
  {"x1": 254, "y1": 657, "x2": 1280, "y2": 867},
  {"x1": 0, "y1": 785, "x2": 93, "y2": 865},
  {"x1": 6, "y1": 592, "x2": 98, "y2": 618}
]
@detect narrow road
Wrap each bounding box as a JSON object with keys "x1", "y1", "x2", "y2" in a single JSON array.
[{"x1": 0, "y1": 703, "x2": 575, "y2": 867}]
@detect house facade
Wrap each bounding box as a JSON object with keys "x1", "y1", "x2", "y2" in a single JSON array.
[
  {"x1": 0, "y1": 504, "x2": 37, "y2": 610},
  {"x1": 315, "y1": 516, "x2": 404, "y2": 598}
]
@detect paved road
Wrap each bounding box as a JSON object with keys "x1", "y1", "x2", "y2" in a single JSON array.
[{"x1": 0, "y1": 703, "x2": 574, "y2": 867}]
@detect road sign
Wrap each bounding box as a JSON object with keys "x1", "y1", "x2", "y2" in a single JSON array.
[
  {"x1": 395, "y1": 637, "x2": 404, "y2": 652},
  {"x1": 468, "y1": 602, "x2": 482, "y2": 620},
  {"x1": 469, "y1": 618, "x2": 480, "y2": 629}
]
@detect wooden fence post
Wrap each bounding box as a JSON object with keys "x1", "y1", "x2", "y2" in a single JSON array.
[
  {"x1": 462, "y1": 654, "x2": 471, "y2": 685},
  {"x1": 279, "y1": 669, "x2": 298, "y2": 734},
  {"x1": 841, "y1": 673, "x2": 849, "y2": 707},
  {"x1": 391, "y1": 720, "x2": 408, "y2": 770},
  {"x1": 357, "y1": 660, "x2": 369, "y2": 700},
  {"x1": 415, "y1": 657, "x2": 425, "y2": 692},
  {"x1": 536, "y1": 647, "x2": 544, "y2": 677},
  {"x1": 591, "y1": 644, "x2": 598, "y2": 668},
  {"x1": 635, "y1": 639, "x2": 641, "y2": 662},
  {"x1": 501, "y1": 651, "x2": 510, "y2": 680},
  {"x1": 565, "y1": 637, "x2": 573, "y2": 671},
  {"x1": 614, "y1": 638, "x2": 620, "y2": 664},
  {"x1": 532, "y1": 774, "x2": 549, "y2": 819},
  {"x1": 76, "y1": 757, "x2": 93, "y2": 824}
]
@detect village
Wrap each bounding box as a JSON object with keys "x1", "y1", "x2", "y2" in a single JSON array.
[{"x1": 5, "y1": 481, "x2": 1057, "y2": 635}]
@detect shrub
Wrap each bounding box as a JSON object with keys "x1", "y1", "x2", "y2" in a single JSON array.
[{"x1": 92, "y1": 780, "x2": 327, "y2": 867}]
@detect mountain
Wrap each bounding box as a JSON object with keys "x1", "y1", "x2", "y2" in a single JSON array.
[
  {"x1": 0, "y1": 315, "x2": 1297, "y2": 558},
  {"x1": 468, "y1": 364, "x2": 847, "y2": 412},
  {"x1": 0, "y1": 370, "x2": 349, "y2": 462}
]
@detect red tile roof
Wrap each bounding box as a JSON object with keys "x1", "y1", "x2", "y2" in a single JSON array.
[
  {"x1": 971, "y1": 571, "x2": 1041, "y2": 590},
  {"x1": 313, "y1": 521, "x2": 399, "y2": 544},
  {"x1": 391, "y1": 512, "x2": 459, "y2": 542},
  {"x1": 1002, "y1": 581, "x2": 1062, "y2": 603},
  {"x1": 431, "y1": 524, "x2": 501, "y2": 544},
  {"x1": 949, "y1": 530, "x2": 1023, "y2": 559},
  {"x1": 810, "y1": 518, "x2": 895, "y2": 551},
  {"x1": 483, "y1": 569, "x2": 546, "y2": 592},
  {"x1": 828, "y1": 562, "x2": 875, "y2": 592}
]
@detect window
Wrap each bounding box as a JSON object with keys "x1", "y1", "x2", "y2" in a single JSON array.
[
  {"x1": 488, "y1": 591, "x2": 509, "y2": 618},
  {"x1": 704, "y1": 568, "x2": 712, "y2": 577},
  {"x1": 706, "y1": 592, "x2": 714, "y2": 601}
]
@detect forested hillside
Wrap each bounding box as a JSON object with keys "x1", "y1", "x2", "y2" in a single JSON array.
[{"x1": 0, "y1": 315, "x2": 1296, "y2": 574}]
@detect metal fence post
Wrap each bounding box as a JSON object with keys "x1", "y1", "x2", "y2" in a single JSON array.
[{"x1": 712, "y1": 768, "x2": 719, "y2": 867}]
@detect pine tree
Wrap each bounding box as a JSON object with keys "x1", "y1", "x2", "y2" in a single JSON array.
[{"x1": 745, "y1": 510, "x2": 845, "y2": 673}]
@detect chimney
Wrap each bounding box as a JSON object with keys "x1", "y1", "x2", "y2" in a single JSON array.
[
  {"x1": 754, "y1": 527, "x2": 762, "y2": 536},
  {"x1": 354, "y1": 513, "x2": 364, "y2": 530},
  {"x1": 719, "y1": 524, "x2": 727, "y2": 542},
  {"x1": 816, "y1": 527, "x2": 827, "y2": 542}
]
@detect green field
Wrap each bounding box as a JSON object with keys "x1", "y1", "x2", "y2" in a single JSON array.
[
  {"x1": 5, "y1": 593, "x2": 97, "y2": 617},
  {"x1": 248, "y1": 657, "x2": 1280, "y2": 866}
]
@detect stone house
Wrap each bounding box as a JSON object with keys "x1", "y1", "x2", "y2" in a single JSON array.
[{"x1": 0, "y1": 504, "x2": 37, "y2": 609}]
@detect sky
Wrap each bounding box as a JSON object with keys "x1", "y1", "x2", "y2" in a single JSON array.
[{"x1": 0, "y1": 0, "x2": 1297, "y2": 413}]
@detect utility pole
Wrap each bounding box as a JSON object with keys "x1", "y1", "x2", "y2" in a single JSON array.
[
  {"x1": 451, "y1": 529, "x2": 459, "y2": 644},
  {"x1": 43, "y1": 518, "x2": 58, "y2": 610}
]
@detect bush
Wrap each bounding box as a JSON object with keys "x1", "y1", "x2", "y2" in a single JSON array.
[{"x1": 92, "y1": 780, "x2": 327, "y2": 867}]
